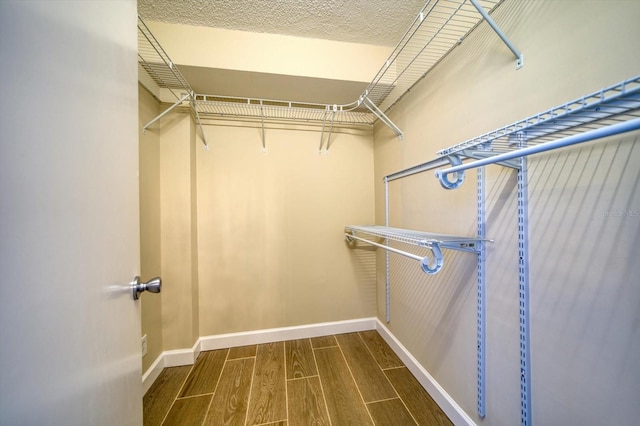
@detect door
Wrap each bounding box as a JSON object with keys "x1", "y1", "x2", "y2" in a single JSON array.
[{"x1": 0, "y1": 1, "x2": 142, "y2": 425}]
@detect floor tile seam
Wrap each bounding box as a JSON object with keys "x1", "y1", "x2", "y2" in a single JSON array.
[
  {"x1": 286, "y1": 373, "x2": 320, "y2": 382},
  {"x1": 381, "y1": 365, "x2": 406, "y2": 371},
  {"x1": 175, "y1": 392, "x2": 214, "y2": 400},
  {"x1": 283, "y1": 340, "x2": 290, "y2": 426},
  {"x1": 225, "y1": 355, "x2": 256, "y2": 363},
  {"x1": 382, "y1": 368, "x2": 421, "y2": 426},
  {"x1": 358, "y1": 331, "x2": 404, "y2": 374},
  {"x1": 160, "y1": 364, "x2": 196, "y2": 426},
  {"x1": 334, "y1": 337, "x2": 376, "y2": 425},
  {"x1": 338, "y1": 333, "x2": 400, "y2": 402},
  {"x1": 200, "y1": 348, "x2": 236, "y2": 426},
  {"x1": 365, "y1": 396, "x2": 403, "y2": 405},
  {"x1": 309, "y1": 338, "x2": 333, "y2": 426},
  {"x1": 243, "y1": 348, "x2": 259, "y2": 426}
]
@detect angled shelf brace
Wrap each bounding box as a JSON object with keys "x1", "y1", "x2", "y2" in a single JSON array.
[
  {"x1": 345, "y1": 225, "x2": 486, "y2": 275},
  {"x1": 469, "y1": 0, "x2": 523, "y2": 69},
  {"x1": 138, "y1": 17, "x2": 209, "y2": 149}
]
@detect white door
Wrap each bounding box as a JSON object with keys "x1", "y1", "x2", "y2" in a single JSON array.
[{"x1": 0, "y1": 1, "x2": 143, "y2": 425}]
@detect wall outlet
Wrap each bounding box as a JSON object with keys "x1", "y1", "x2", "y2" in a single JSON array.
[{"x1": 141, "y1": 334, "x2": 147, "y2": 357}]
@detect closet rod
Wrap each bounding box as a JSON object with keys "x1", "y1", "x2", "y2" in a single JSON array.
[
  {"x1": 344, "y1": 232, "x2": 443, "y2": 274},
  {"x1": 435, "y1": 117, "x2": 640, "y2": 182}
]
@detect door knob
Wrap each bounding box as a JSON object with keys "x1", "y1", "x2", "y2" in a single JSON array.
[{"x1": 131, "y1": 276, "x2": 161, "y2": 300}]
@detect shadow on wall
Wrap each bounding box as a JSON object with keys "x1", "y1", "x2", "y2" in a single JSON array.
[
  {"x1": 524, "y1": 134, "x2": 640, "y2": 424},
  {"x1": 389, "y1": 241, "x2": 477, "y2": 367}
]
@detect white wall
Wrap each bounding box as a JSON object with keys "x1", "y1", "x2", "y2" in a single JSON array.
[{"x1": 373, "y1": 1, "x2": 640, "y2": 424}]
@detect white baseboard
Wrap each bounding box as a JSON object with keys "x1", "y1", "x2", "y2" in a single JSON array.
[
  {"x1": 142, "y1": 316, "x2": 474, "y2": 426},
  {"x1": 142, "y1": 317, "x2": 377, "y2": 394},
  {"x1": 375, "y1": 319, "x2": 475, "y2": 426},
  {"x1": 199, "y1": 317, "x2": 377, "y2": 351},
  {"x1": 142, "y1": 339, "x2": 201, "y2": 395},
  {"x1": 142, "y1": 353, "x2": 164, "y2": 395}
]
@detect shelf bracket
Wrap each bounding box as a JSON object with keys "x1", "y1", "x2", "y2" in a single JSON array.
[
  {"x1": 143, "y1": 92, "x2": 190, "y2": 131},
  {"x1": 260, "y1": 102, "x2": 267, "y2": 153},
  {"x1": 319, "y1": 105, "x2": 337, "y2": 154},
  {"x1": 469, "y1": 0, "x2": 524, "y2": 69},
  {"x1": 191, "y1": 94, "x2": 209, "y2": 150},
  {"x1": 362, "y1": 96, "x2": 404, "y2": 139},
  {"x1": 464, "y1": 151, "x2": 521, "y2": 169}
]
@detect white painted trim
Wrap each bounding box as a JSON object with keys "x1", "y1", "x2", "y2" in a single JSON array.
[
  {"x1": 375, "y1": 319, "x2": 476, "y2": 426},
  {"x1": 141, "y1": 317, "x2": 377, "y2": 393},
  {"x1": 142, "y1": 354, "x2": 165, "y2": 395},
  {"x1": 199, "y1": 317, "x2": 377, "y2": 351}
]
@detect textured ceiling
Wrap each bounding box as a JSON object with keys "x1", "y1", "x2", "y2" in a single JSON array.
[{"x1": 138, "y1": 0, "x2": 427, "y2": 46}]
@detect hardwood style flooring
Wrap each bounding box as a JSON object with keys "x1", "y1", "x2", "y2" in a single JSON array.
[{"x1": 143, "y1": 331, "x2": 453, "y2": 426}]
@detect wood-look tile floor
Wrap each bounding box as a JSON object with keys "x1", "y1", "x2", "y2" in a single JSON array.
[{"x1": 143, "y1": 331, "x2": 453, "y2": 426}]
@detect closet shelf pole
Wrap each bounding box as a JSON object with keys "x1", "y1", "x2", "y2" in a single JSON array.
[
  {"x1": 143, "y1": 92, "x2": 190, "y2": 131},
  {"x1": 435, "y1": 117, "x2": 640, "y2": 186},
  {"x1": 345, "y1": 232, "x2": 444, "y2": 275},
  {"x1": 469, "y1": 0, "x2": 523, "y2": 69}
]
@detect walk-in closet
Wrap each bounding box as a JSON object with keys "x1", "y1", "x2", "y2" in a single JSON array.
[{"x1": 1, "y1": 1, "x2": 638, "y2": 425}]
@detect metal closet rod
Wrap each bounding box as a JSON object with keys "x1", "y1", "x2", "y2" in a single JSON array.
[
  {"x1": 435, "y1": 117, "x2": 640, "y2": 180},
  {"x1": 344, "y1": 231, "x2": 444, "y2": 274}
]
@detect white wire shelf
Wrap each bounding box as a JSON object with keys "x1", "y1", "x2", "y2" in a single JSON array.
[
  {"x1": 138, "y1": 16, "x2": 192, "y2": 103},
  {"x1": 386, "y1": 74, "x2": 640, "y2": 184},
  {"x1": 138, "y1": 0, "x2": 508, "y2": 133},
  {"x1": 194, "y1": 95, "x2": 375, "y2": 126},
  {"x1": 363, "y1": 0, "x2": 502, "y2": 113},
  {"x1": 345, "y1": 225, "x2": 489, "y2": 274}
]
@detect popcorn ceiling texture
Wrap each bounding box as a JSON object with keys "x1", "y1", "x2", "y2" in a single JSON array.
[{"x1": 138, "y1": 0, "x2": 426, "y2": 46}]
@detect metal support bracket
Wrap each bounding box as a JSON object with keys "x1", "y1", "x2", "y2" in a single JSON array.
[
  {"x1": 469, "y1": 0, "x2": 524, "y2": 69},
  {"x1": 191, "y1": 94, "x2": 209, "y2": 150},
  {"x1": 319, "y1": 105, "x2": 337, "y2": 154},
  {"x1": 260, "y1": 102, "x2": 267, "y2": 153},
  {"x1": 362, "y1": 96, "x2": 404, "y2": 139},
  {"x1": 464, "y1": 151, "x2": 521, "y2": 169},
  {"x1": 143, "y1": 92, "x2": 190, "y2": 131}
]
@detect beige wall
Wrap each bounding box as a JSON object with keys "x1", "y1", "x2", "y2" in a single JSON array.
[
  {"x1": 158, "y1": 110, "x2": 200, "y2": 351},
  {"x1": 373, "y1": 1, "x2": 640, "y2": 425},
  {"x1": 196, "y1": 122, "x2": 376, "y2": 334},
  {"x1": 139, "y1": 86, "x2": 164, "y2": 372},
  {"x1": 139, "y1": 104, "x2": 376, "y2": 363}
]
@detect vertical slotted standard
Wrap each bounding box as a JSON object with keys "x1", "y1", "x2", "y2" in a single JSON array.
[
  {"x1": 477, "y1": 167, "x2": 487, "y2": 418},
  {"x1": 518, "y1": 158, "x2": 532, "y2": 426},
  {"x1": 384, "y1": 177, "x2": 391, "y2": 323}
]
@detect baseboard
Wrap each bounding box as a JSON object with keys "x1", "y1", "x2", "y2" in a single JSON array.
[
  {"x1": 142, "y1": 353, "x2": 164, "y2": 395},
  {"x1": 142, "y1": 316, "x2": 474, "y2": 426},
  {"x1": 199, "y1": 317, "x2": 377, "y2": 351},
  {"x1": 142, "y1": 317, "x2": 377, "y2": 393},
  {"x1": 142, "y1": 339, "x2": 201, "y2": 395},
  {"x1": 375, "y1": 319, "x2": 475, "y2": 426}
]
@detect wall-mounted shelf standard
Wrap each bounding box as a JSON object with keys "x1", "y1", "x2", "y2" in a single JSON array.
[
  {"x1": 364, "y1": 75, "x2": 640, "y2": 426},
  {"x1": 345, "y1": 225, "x2": 486, "y2": 274}
]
